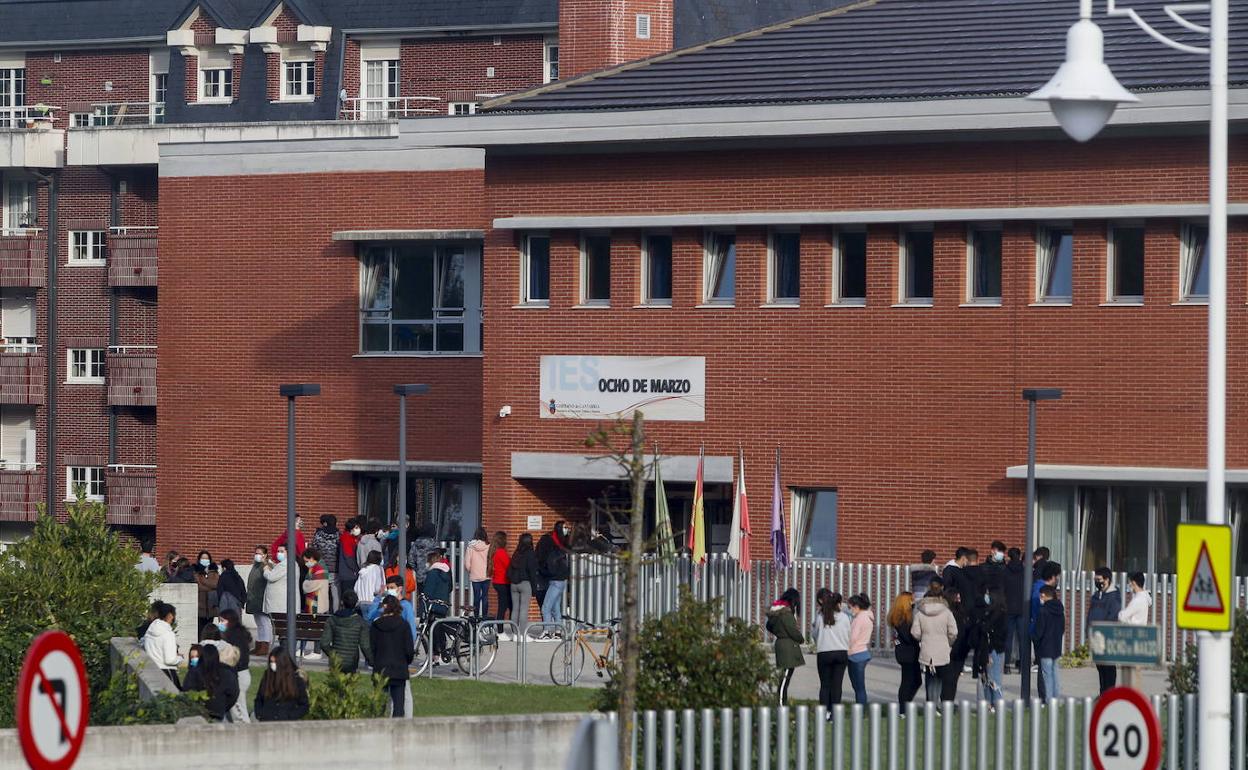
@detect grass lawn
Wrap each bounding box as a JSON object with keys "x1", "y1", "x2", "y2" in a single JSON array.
[{"x1": 242, "y1": 668, "x2": 600, "y2": 718}]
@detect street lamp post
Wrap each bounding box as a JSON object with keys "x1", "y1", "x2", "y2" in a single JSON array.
[
  {"x1": 394, "y1": 384, "x2": 430, "y2": 574},
  {"x1": 1029, "y1": 2, "x2": 1230, "y2": 764},
  {"x1": 279, "y1": 383, "x2": 320, "y2": 656},
  {"x1": 1020, "y1": 388, "x2": 1063, "y2": 703}
]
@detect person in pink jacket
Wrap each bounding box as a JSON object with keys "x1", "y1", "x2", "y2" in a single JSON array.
[
  {"x1": 465, "y1": 527, "x2": 491, "y2": 617},
  {"x1": 846, "y1": 594, "x2": 875, "y2": 705}
]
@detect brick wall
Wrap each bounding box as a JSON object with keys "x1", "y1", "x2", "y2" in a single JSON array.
[
  {"x1": 558, "y1": 0, "x2": 673, "y2": 79},
  {"x1": 478, "y1": 135, "x2": 1248, "y2": 563},
  {"x1": 157, "y1": 169, "x2": 487, "y2": 557},
  {"x1": 24, "y1": 49, "x2": 150, "y2": 129}
]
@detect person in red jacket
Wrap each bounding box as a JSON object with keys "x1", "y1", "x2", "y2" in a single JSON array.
[
  {"x1": 271, "y1": 517, "x2": 307, "y2": 563},
  {"x1": 489, "y1": 531, "x2": 511, "y2": 627}
]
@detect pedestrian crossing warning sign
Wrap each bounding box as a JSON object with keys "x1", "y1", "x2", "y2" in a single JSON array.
[{"x1": 1176, "y1": 523, "x2": 1233, "y2": 632}]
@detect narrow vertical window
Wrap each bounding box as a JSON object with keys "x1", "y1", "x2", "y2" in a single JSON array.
[
  {"x1": 768, "y1": 230, "x2": 800, "y2": 304},
  {"x1": 1180, "y1": 223, "x2": 1209, "y2": 301},
  {"x1": 642, "y1": 234, "x2": 672, "y2": 305},
  {"x1": 703, "y1": 231, "x2": 736, "y2": 304},
  {"x1": 521, "y1": 235, "x2": 550, "y2": 304},
  {"x1": 968, "y1": 227, "x2": 1002, "y2": 303},
  {"x1": 1037, "y1": 226, "x2": 1073, "y2": 303},
  {"x1": 544, "y1": 39, "x2": 560, "y2": 83},
  {"x1": 900, "y1": 229, "x2": 934, "y2": 304},
  {"x1": 581, "y1": 234, "x2": 611, "y2": 304},
  {"x1": 834, "y1": 230, "x2": 867, "y2": 304},
  {"x1": 1109, "y1": 224, "x2": 1145, "y2": 302}
]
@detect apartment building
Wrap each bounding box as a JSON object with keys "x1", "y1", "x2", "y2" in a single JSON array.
[
  {"x1": 0, "y1": 0, "x2": 831, "y2": 544},
  {"x1": 154, "y1": 0, "x2": 1248, "y2": 573}
]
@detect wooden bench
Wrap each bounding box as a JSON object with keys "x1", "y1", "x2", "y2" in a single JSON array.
[{"x1": 270, "y1": 612, "x2": 327, "y2": 644}]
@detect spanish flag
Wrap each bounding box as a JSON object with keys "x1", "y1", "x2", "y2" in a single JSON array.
[{"x1": 689, "y1": 446, "x2": 706, "y2": 564}]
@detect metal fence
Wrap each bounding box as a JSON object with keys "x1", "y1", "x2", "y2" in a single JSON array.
[{"x1": 624, "y1": 694, "x2": 1248, "y2": 770}]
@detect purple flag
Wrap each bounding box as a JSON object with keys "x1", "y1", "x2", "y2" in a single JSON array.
[{"x1": 771, "y1": 446, "x2": 789, "y2": 570}]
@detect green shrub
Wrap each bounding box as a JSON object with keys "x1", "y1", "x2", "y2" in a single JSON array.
[
  {"x1": 1059, "y1": 643, "x2": 1091, "y2": 668},
  {"x1": 0, "y1": 492, "x2": 161, "y2": 727},
  {"x1": 306, "y1": 654, "x2": 389, "y2": 720},
  {"x1": 598, "y1": 588, "x2": 774, "y2": 712},
  {"x1": 91, "y1": 669, "x2": 207, "y2": 725},
  {"x1": 1168, "y1": 610, "x2": 1248, "y2": 695}
]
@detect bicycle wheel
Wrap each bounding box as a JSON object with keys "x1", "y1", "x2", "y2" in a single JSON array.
[
  {"x1": 411, "y1": 631, "x2": 432, "y2": 676},
  {"x1": 455, "y1": 629, "x2": 499, "y2": 675},
  {"x1": 549, "y1": 639, "x2": 586, "y2": 686}
]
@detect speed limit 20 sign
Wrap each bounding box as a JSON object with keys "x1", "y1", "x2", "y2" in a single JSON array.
[{"x1": 1090, "y1": 687, "x2": 1162, "y2": 770}]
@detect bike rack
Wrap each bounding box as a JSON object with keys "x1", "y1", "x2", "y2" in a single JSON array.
[
  {"x1": 425, "y1": 616, "x2": 473, "y2": 679},
  {"x1": 523, "y1": 620, "x2": 578, "y2": 685},
  {"x1": 477, "y1": 619, "x2": 522, "y2": 682}
]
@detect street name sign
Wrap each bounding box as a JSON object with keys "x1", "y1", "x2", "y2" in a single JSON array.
[
  {"x1": 15, "y1": 630, "x2": 90, "y2": 770},
  {"x1": 1175, "y1": 523, "x2": 1233, "y2": 631},
  {"x1": 1089, "y1": 622, "x2": 1162, "y2": 667}
]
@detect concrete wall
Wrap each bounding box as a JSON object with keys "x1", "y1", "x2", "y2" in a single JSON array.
[
  {"x1": 110, "y1": 637, "x2": 181, "y2": 700},
  {"x1": 151, "y1": 582, "x2": 198, "y2": 655},
  {"x1": 0, "y1": 712, "x2": 594, "y2": 769}
]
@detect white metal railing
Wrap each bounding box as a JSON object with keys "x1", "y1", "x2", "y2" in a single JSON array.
[
  {"x1": 75, "y1": 102, "x2": 165, "y2": 127},
  {"x1": 0, "y1": 105, "x2": 59, "y2": 129},
  {"x1": 0, "y1": 340, "x2": 39, "y2": 353},
  {"x1": 0, "y1": 227, "x2": 42, "y2": 237},
  {"x1": 107, "y1": 464, "x2": 156, "y2": 473},
  {"x1": 339, "y1": 96, "x2": 440, "y2": 120},
  {"x1": 107, "y1": 345, "x2": 156, "y2": 354},
  {"x1": 108, "y1": 226, "x2": 157, "y2": 234},
  {"x1": 0, "y1": 461, "x2": 38, "y2": 472}
]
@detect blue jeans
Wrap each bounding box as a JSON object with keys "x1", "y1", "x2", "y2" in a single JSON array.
[
  {"x1": 847, "y1": 653, "x2": 870, "y2": 705},
  {"x1": 471, "y1": 580, "x2": 490, "y2": 617},
  {"x1": 542, "y1": 579, "x2": 567, "y2": 625},
  {"x1": 1039, "y1": 658, "x2": 1059, "y2": 700},
  {"x1": 1004, "y1": 613, "x2": 1024, "y2": 667},
  {"x1": 978, "y1": 651, "x2": 1005, "y2": 707}
]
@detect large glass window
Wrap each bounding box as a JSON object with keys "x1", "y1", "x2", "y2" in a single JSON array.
[
  {"x1": 1037, "y1": 226, "x2": 1073, "y2": 302},
  {"x1": 835, "y1": 230, "x2": 867, "y2": 304},
  {"x1": 900, "y1": 229, "x2": 934, "y2": 303},
  {"x1": 1036, "y1": 484, "x2": 1077, "y2": 569},
  {"x1": 703, "y1": 231, "x2": 736, "y2": 304},
  {"x1": 0, "y1": 68, "x2": 25, "y2": 128},
  {"x1": 363, "y1": 59, "x2": 400, "y2": 118},
  {"x1": 2, "y1": 178, "x2": 36, "y2": 233},
  {"x1": 360, "y1": 243, "x2": 480, "y2": 353},
  {"x1": 793, "y1": 489, "x2": 838, "y2": 560},
  {"x1": 769, "y1": 230, "x2": 800, "y2": 303},
  {"x1": 1180, "y1": 223, "x2": 1209, "y2": 301},
  {"x1": 1109, "y1": 224, "x2": 1145, "y2": 302},
  {"x1": 581, "y1": 234, "x2": 611, "y2": 304},
  {"x1": 1154, "y1": 487, "x2": 1183, "y2": 574},
  {"x1": 968, "y1": 227, "x2": 1002, "y2": 302},
  {"x1": 642, "y1": 234, "x2": 672, "y2": 305},
  {"x1": 357, "y1": 474, "x2": 480, "y2": 542},
  {"x1": 1111, "y1": 486, "x2": 1151, "y2": 573}
]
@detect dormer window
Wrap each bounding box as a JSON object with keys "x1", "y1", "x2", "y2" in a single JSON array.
[
  {"x1": 198, "y1": 50, "x2": 233, "y2": 103},
  {"x1": 283, "y1": 58, "x2": 315, "y2": 100}
]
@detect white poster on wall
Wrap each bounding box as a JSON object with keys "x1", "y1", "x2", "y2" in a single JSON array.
[{"x1": 539, "y1": 355, "x2": 705, "y2": 421}]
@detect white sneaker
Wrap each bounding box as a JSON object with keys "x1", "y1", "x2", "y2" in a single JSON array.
[{"x1": 303, "y1": 651, "x2": 322, "y2": 660}]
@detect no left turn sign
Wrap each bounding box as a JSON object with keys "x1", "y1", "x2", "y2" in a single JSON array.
[
  {"x1": 15, "y1": 631, "x2": 90, "y2": 770},
  {"x1": 1090, "y1": 687, "x2": 1161, "y2": 770}
]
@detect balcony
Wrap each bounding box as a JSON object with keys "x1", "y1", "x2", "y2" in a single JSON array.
[
  {"x1": 0, "y1": 465, "x2": 42, "y2": 522},
  {"x1": 107, "y1": 227, "x2": 158, "y2": 287},
  {"x1": 0, "y1": 230, "x2": 47, "y2": 287},
  {"x1": 0, "y1": 107, "x2": 65, "y2": 167},
  {"x1": 339, "y1": 97, "x2": 441, "y2": 120},
  {"x1": 105, "y1": 464, "x2": 156, "y2": 526},
  {"x1": 0, "y1": 344, "x2": 45, "y2": 405},
  {"x1": 107, "y1": 346, "x2": 156, "y2": 407}
]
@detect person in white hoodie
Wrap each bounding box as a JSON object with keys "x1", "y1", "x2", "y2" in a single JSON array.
[
  {"x1": 142, "y1": 602, "x2": 183, "y2": 687},
  {"x1": 465, "y1": 528, "x2": 491, "y2": 617},
  {"x1": 811, "y1": 589, "x2": 851, "y2": 720},
  {"x1": 1118, "y1": 572, "x2": 1152, "y2": 625},
  {"x1": 262, "y1": 545, "x2": 290, "y2": 622}
]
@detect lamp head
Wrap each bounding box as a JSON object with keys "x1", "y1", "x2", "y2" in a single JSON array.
[
  {"x1": 394, "y1": 384, "x2": 430, "y2": 397},
  {"x1": 1022, "y1": 388, "x2": 1064, "y2": 402},
  {"x1": 279, "y1": 383, "x2": 321, "y2": 398},
  {"x1": 1027, "y1": 19, "x2": 1139, "y2": 142}
]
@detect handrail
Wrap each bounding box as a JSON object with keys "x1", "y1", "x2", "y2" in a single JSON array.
[
  {"x1": 340, "y1": 96, "x2": 441, "y2": 120},
  {"x1": 77, "y1": 102, "x2": 166, "y2": 127},
  {"x1": 0, "y1": 228, "x2": 44, "y2": 236},
  {"x1": 0, "y1": 462, "x2": 39, "y2": 472},
  {"x1": 107, "y1": 345, "x2": 157, "y2": 354},
  {"x1": 0, "y1": 342, "x2": 40, "y2": 353},
  {"x1": 0, "y1": 106, "x2": 60, "y2": 129},
  {"x1": 108, "y1": 226, "x2": 158, "y2": 234},
  {"x1": 107, "y1": 464, "x2": 157, "y2": 472}
]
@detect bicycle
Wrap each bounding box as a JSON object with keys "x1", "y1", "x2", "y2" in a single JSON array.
[
  {"x1": 549, "y1": 615, "x2": 619, "y2": 686},
  {"x1": 411, "y1": 597, "x2": 499, "y2": 677}
]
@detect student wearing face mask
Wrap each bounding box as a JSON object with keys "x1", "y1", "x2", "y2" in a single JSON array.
[
  {"x1": 365, "y1": 574, "x2": 418, "y2": 638},
  {"x1": 536, "y1": 520, "x2": 572, "y2": 631},
  {"x1": 355, "y1": 520, "x2": 383, "y2": 567},
  {"x1": 370, "y1": 596, "x2": 415, "y2": 718},
  {"x1": 182, "y1": 643, "x2": 239, "y2": 722},
  {"x1": 218, "y1": 609, "x2": 252, "y2": 723},
  {"x1": 254, "y1": 647, "x2": 309, "y2": 722},
  {"x1": 1087, "y1": 566, "x2": 1121, "y2": 695},
  {"x1": 300, "y1": 548, "x2": 330, "y2": 660},
  {"x1": 354, "y1": 550, "x2": 385, "y2": 618},
  {"x1": 246, "y1": 545, "x2": 273, "y2": 656},
  {"x1": 262, "y1": 546, "x2": 291, "y2": 640},
  {"x1": 337, "y1": 518, "x2": 362, "y2": 601},
  {"x1": 270, "y1": 520, "x2": 307, "y2": 567},
  {"x1": 194, "y1": 551, "x2": 220, "y2": 636}
]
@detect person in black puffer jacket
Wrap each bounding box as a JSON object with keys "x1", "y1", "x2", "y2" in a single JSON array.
[
  {"x1": 182, "y1": 644, "x2": 239, "y2": 722},
  {"x1": 254, "y1": 647, "x2": 309, "y2": 722},
  {"x1": 1003, "y1": 547, "x2": 1026, "y2": 674},
  {"x1": 974, "y1": 582, "x2": 1009, "y2": 707},
  {"x1": 218, "y1": 609, "x2": 252, "y2": 723},
  {"x1": 371, "y1": 595, "x2": 415, "y2": 718}
]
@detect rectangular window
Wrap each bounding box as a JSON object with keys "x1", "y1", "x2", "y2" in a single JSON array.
[
  {"x1": 66, "y1": 466, "x2": 104, "y2": 502},
  {"x1": 544, "y1": 40, "x2": 560, "y2": 83},
  {"x1": 363, "y1": 59, "x2": 400, "y2": 117},
  {"x1": 793, "y1": 489, "x2": 838, "y2": 560},
  {"x1": 1, "y1": 290, "x2": 36, "y2": 343},
  {"x1": 69, "y1": 231, "x2": 106, "y2": 264},
  {"x1": 67, "y1": 348, "x2": 105, "y2": 383},
  {"x1": 2, "y1": 178, "x2": 36, "y2": 233},
  {"x1": 703, "y1": 231, "x2": 736, "y2": 304},
  {"x1": 1180, "y1": 223, "x2": 1209, "y2": 301},
  {"x1": 968, "y1": 227, "x2": 1002, "y2": 303},
  {"x1": 360, "y1": 243, "x2": 480, "y2": 353},
  {"x1": 580, "y1": 234, "x2": 611, "y2": 304},
  {"x1": 1109, "y1": 224, "x2": 1145, "y2": 302},
  {"x1": 520, "y1": 235, "x2": 550, "y2": 305},
  {"x1": 0, "y1": 68, "x2": 25, "y2": 128},
  {"x1": 833, "y1": 230, "x2": 867, "y2": 304},
  {"x1": 152, "y1": 73, "x2": 168, "y2": 123},
  {"x1": 448, "y1": 102, "x2": 478, "y2": 116},
  {"x1": 200, "y1": 67, "x2": 232, "y2": 101},
  {"x1": 641, "y1": 234, "x2": 672, "y2": 305},
  {"x1": 1036, "y1": 226, "x2": 1073, "y2": 302},
  {"x1": 636, "y1": 14, "x2": 652, "y2": 39},
  {"x1": 283, "y1": 59, "x2": 315, "y2": 99},
  {"x1": 769, "y1": 230, "x2": 800, "y2": 304},
  {"x1": 0, "y1": 406, "x2": 35, "y2": 470},
  {"x1": 900, "y1": 229, "x2": 934, "y2": 303}
]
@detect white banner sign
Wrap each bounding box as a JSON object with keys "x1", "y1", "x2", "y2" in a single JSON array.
[{"x1": 540, "y1": 355, "x2": 705, "y2": 421}]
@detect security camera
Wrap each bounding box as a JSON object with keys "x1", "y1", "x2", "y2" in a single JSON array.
[{"x1": 498, "y1": 405, "x2": 512, "y2": 418}]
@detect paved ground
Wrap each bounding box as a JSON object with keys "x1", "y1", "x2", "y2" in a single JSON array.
[{"x1": 295, "y1": 636, "x2": 1173, "y2": 703}]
